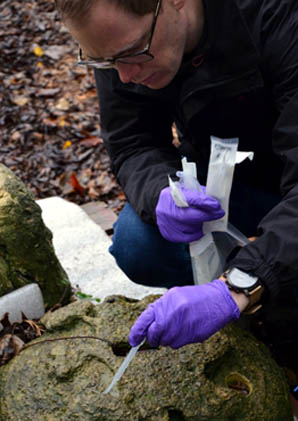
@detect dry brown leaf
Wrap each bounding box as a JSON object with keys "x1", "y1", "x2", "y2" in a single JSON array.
[
  {"x1": 12, "y1": 95, "x2": 30, "y2": 106},
  {"x1": 70, "y1": 172, "x2": 84, "y2": 196},
  {"x1": 22, "y1": 319, "x2": 44, "y2": 337},
  {"x1": 56, "y1": 98, "x2": 70, "y2": 111},
  {"x1": 81, "y1": 136, "x2": 103, "y2": 147},
  {"x1": 0, "y1": 334, "x2": 24, "y2": 366},
  {"x1": 96, "y1": 172, "x2": 118, "y2": 194},
  {"x1": 88, "y1": 186, "x2": 100, "y2": 200},
  {"x1": 11, "y1": 131, "x2": 21, "y2": 141},
  {"x1": 0, "y1": 313, "x2": 11, "y2": 329},
  {"x1": 42, "y1": 117, "x2": 59, "y2": 127}
]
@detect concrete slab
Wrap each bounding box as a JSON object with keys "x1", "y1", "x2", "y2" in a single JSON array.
[{"x1": 37, "y1": 197, "x2": 166, "y2": 303}]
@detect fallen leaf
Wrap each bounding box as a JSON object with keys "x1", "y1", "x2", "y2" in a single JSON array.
[
  {"x1": 59, "y1": 116, "x2": 67, "y2": 127},
  {"x1": 32, "y1": 132, "x2": 43, "y2": 140},
  {"x1": 33, "y1": 46, "x2": 44, "y2": 57},
  {"x1": 52, "y1": 175, "x2": 73, "y2": 195},
  {"x1": 76, "y1": 149, "x2": 93, "y2": 162},
  {"x1": 21, "y1": 315, "x2": 44, "y2": 337},
  {"x1": 96, "y1": 172, "x2": 118, "y2": 195},
  {"x1": 88, "y1": 186, "x2": 100, "y2": 199},
  {"x1": 63, "y1": 140, "x2": 72, "y2": 149},
  {"x1": 69, "y1": 172, "x2": 84, "y2": 196},
  {"x1": 11, "y1": 131, "x2": 21, "y2": 141},
  {"x1": 0, "y1": 334, "x2": 24, "y2": 366},
  {"x1": 56, "y1": 97, "x2": 70, "y2": 111},
  {"x1": 38, "y1": 88, "x2": 61, "y2": 97},
  {"x1": 12, "y1": 95, "x2": 29, "y2": 106},
  {"x1": 81, "y1": 136, "x2": 103, "y2": 147},
  {"x1": 43, "y1": 45, "x2": 69, "y2": 60},
  {"x1": 79, "y1": 168, "x2": 92, "y2": 184},
  {"x1": 117, "y1": 191, "x2": 126, "y2": 201},
  {"x1": 43, "y1": 117, "x2": 59, "y2": 127},
  {"x1": 0, "y1": 313, "x2": 11, "y2": 329}
]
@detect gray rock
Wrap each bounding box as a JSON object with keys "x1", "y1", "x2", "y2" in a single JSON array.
[
  {"x1": 0, "y1": 165, "x2": 70, "y2": 308},
  {"x1": 0, "y1": 297, "x2": 292, "y2": 420}
]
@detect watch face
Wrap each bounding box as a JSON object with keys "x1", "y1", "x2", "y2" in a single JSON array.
[{"x1": 228, "y1": 268, "x2": 258, "y2": 289}]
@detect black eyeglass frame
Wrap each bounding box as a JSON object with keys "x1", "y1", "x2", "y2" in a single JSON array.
[{"x1": 77, "y1": 0, "x2": 161, "y2": 69}]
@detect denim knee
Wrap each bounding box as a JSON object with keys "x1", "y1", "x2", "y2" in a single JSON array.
[{"x1": 109, "y1": 203, "x2": 193, "y2": 288}]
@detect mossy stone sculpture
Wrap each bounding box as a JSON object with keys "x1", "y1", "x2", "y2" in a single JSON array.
[
  {"x1": 0, "y1": 296, "x2": 292, "y2": 420},
  {"x1": 0, "y1": 164, "x2": 70, "y2": 307}
]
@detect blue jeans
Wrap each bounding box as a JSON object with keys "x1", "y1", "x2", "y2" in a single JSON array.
[{"x1": 109, "y1": 203, "x2": 194, "y2": 288}]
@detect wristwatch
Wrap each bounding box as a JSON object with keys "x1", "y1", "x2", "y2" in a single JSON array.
[{"x1": 224, "y1": 267, "x2": 264, "y2": 315}]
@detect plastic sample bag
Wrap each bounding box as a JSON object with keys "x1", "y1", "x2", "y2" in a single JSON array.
[{"x1": 169, "y1": 136, "x2": 253, "y2": 285}]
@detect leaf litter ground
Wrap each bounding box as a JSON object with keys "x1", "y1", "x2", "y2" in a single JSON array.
[
  {"x1": 0, "y1": 0, "x2": 182, "y2": 365},
  {"x1": 0, "y1": 0, "x2": 125, "y2": 212}
]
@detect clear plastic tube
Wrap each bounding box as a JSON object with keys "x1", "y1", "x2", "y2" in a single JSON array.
[{"x1": 104, "y1": 339, "x2": 145, "y2": 394}]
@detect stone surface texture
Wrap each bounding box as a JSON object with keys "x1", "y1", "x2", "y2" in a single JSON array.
[
  {"x1": 0, "y1": 165, "x2": 70, "y2": 307},
  {"x1": 0, "y1": 297, "x2": 292, "y2": 421}
]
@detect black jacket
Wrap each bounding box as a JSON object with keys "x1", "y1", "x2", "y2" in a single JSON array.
[{"x1": 95, "y1": 0, "x2": 298, "y2": 299}]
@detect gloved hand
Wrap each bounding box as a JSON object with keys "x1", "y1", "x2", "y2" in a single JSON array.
[
  {"x1": 156, "y1": 186, "x2": 224, "y2": 243},
  {"x1": 129, "y1": 279, "x2": 240, "y2": 349}
]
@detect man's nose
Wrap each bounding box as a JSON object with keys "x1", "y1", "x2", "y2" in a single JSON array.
[{"x1": 115, "y1": 62, "x2": 142, "y2": 84}]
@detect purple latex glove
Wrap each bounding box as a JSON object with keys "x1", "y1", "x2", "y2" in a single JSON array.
[
  {"x1": 156, "y1": 186, "x2": 225, "y2": 243},
  {"x1": 129, "y1": 279, "x2": 240, "y2": 349}
]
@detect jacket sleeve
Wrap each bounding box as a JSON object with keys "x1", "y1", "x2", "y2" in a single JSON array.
[
  {"x1": 229, "y1": 0, "x2": 298, "y2": 297},
  {"x1": 94, "y1": 69, "x2": 181, "y2": 224}
]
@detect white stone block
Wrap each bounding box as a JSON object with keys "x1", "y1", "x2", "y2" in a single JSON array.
[
  {"x1": 37, "y1": 197, "x2": 166, "y2": 303},
  {"x1": 0, "y1": 284, "x2": 45, "y2": 329}
]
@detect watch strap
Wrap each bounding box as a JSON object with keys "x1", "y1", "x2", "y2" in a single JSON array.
[
  {"x1": 223, "y1": 269, "x2": 264, "y2": 315},
  {"x1": 242, "y1": 284, "x2": 264, "y2": 315}
]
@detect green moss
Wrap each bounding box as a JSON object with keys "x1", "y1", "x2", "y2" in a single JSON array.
[
  {"x1": 0, "y1": 297, "x2": 292, "y2": 420},
  {"x1": 0, "y1": 164, "x2": 71, "y2": 307},
  {"x1": 0, "y1": 256, "x2": 12, "y2": 293}
]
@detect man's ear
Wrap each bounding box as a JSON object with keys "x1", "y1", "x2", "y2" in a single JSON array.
[{"x1": 170, "y1": 0, "x2": 186, "y2": 11}]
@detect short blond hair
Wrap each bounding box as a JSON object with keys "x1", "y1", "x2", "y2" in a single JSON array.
[{"x1": 55, "y1": 0, "x2": 158, "y2": 23}]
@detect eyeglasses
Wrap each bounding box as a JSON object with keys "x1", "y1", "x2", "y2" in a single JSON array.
[{"x1": 77, "y1": 0, "x2": 161, "y2": 69}]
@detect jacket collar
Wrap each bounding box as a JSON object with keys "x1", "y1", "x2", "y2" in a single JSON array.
[{"x1": 178, "y1": 0, "x2": 264, "y2": 96}]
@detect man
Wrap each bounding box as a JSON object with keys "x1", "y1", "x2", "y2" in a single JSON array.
[{"x1": 55, "y1": 0, "x2": 298, "y2": 354}]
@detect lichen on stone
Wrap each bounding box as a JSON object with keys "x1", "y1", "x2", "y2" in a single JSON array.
[
  {"x1": 0, "y1": 296, "x2": 292, "y2": 420},
  {"x1": 0, "y1": 164, "x2": 70, "y2": 307}
]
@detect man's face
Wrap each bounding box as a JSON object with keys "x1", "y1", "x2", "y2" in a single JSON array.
[{"x1": 68, "y1": 0, "x2": 200, "y2": 89}]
